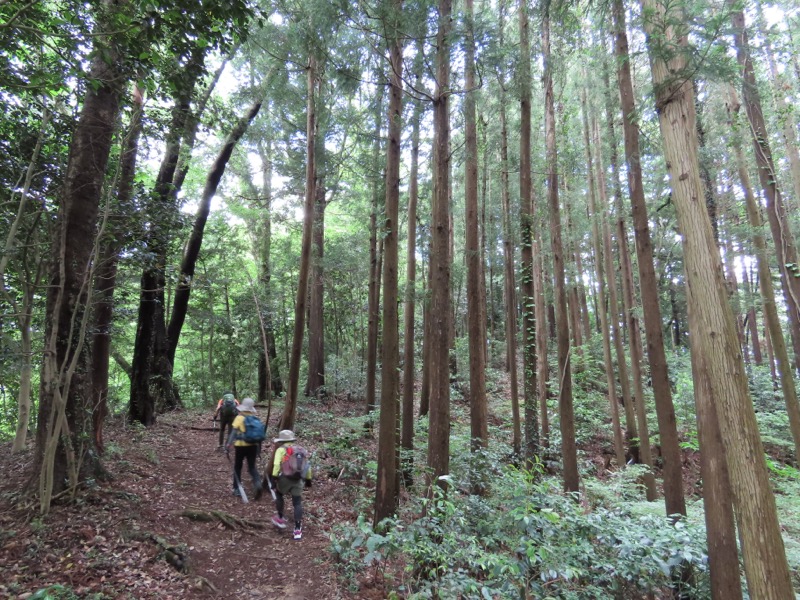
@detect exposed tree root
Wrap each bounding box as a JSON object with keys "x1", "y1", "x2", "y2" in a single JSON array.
[{"x1": 178, "y1": 507, "x2": 266, "y2": 530}]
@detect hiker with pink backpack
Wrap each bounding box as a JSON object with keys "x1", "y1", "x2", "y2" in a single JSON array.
[{"x1": 266, "y1": 429, "x2": 312, "y2": 540}]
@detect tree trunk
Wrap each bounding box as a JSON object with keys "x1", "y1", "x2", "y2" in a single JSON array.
[
  {"x1": 401, "y1": 40, "x2": 424, "y2": 485},
  {"x1": 366, "y1": 77, "x2": 385, "y2": 417},
  {"x1": 728, "y1": 86, "x2": 800, "y2": 463},
  {"x1": 543, "y1": 4, "x2": 578, "y2": 493},
  {"x1": 613, "y1": 0, "x2": 684, "y2": 516},
  {"x1": 35, "y1": 2, "x2": 123, "y2": 509},
  {"x1": 279, "y1": 56, "x2": 318, "y2": 432},
  {"x1": 497, "y1": 1, "x2": 521, "y2": 455},
  {"x1": 166, "y1": 99, "x2": 263, "y2": 365},
  {"x1": 427, "y1": 0, "x2": 453, "y2": 491},
  {"x1": 732, "y1": 5, "x2": 800, "y2": 377},
  {"x1": 375, "y1": 8, "x2": 403, "y2": 524},
  {"x1": 465, "y1": 0, "x2": 488, "y2": 475},
  {"x1": 582, "y1": 83, "x2": 625, "y2": 468},
  {"x1": 130, "y1": 52, "x2": 205, "y2": 424},
  {"x1": 598, "y1": 73, "x2": 642, "y2": 466},
  {"x1": 256, "y1": 137, "x2": 284, "y2": 399},
  {"x1": 91, "y1": 88, "x2": 143, "y2": 454},
  {"x1": 306, "y1": 178, "x2": 327, "y2": 398},
  {"x1": 642, "y1": 0, "x2": 795, "y2": 594},
  {"x1": 518, "y1": 0, "x2": 539, "y2": 464}
]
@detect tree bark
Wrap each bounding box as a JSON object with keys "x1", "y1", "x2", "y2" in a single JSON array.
[
  {"x1": 613, "y1": 0, "x2": 684, "y2": 516},
  {"x1": 427, "y1": 0, "x2": 453, "y2": 492},
  {"x1": 35, "y1": 0, "x2": 124, "y2": 508},
  {"x1": 465, "y1": 0, "x2": 488, "y2": 474},
  {"x1": 401, "y1": 40, "x2": 424, "y2": 485},
  {"x1": 375, "y1": 7, "x2": 403, "y2": 524},
  {"x1": 279, "y1": 56, "x2": 318, "y2": 432},
  {"x1": 732, "y1": 5, "x2": 800, "y2": 377},
  {"x1": 366, "y1": 77, "x2": 385, "y2": 417},
  {"x1": 166, "y1": 99, "x2": 263, "y2": 365},
  {"x1": 91, "y1": 87, "x2": 143, "y2": 454},
  {"x1": 582, "y1": 83, "x2": 625, "y2": 468},
  {"x1": 497, "y1": 0, "x2": 521, "y2": 455},
  {"x1": 728, "y1": 86, "x2": 800, "y2": 463},
  {"x1": 642, "y1": 0, "x2": 794, "y2": 594},
  {"x1": 518, "y1": 0, "x2": 539, "y2": 464},
  {"x1": 543, "y1": 2, "x2": 578, "y2": 493}
]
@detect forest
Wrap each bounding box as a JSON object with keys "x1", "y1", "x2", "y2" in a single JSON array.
[{"x1": 2, "y1": 0, "x2": 800, "y2": 597}]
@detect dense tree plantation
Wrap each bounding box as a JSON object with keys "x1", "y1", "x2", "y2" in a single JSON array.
[{"x1": 4, "y1": 0, "x2": 800, "y2": 596}]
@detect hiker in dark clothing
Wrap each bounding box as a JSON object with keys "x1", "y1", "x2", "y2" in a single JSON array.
[
  {"x1": 213, "y1": 392, "x2": 239, "y2": 449},
  {"x1": 225, "y1": 397, "x2": 262, "y2": 499},
  {"x1": 268, "y1": 429, "x2": 312, "y2": 540}
]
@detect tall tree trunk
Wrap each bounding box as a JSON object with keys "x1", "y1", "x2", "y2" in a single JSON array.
[
  {"x1": 91, "y1": 87, "x2": 143, "y2": 454},
  {"x1": 534, "y1": 232, "x2": 549, "y2": 449},
  {"x1": 642, "y1": 0, "x2": 794, "y2": 594},
  {"x1": 427, "y1": 0, "x2": 453, "y2": 491},
  {"x1": 497, "y1": 0, "x2": 522, "y2": 455},
  {"x1": 256, "y1": 137, "x2": 284, "y2": 400},
  {"x1": 35, "y1": 1, "x2": 124, "y2": 509},
  {"x1": 732, "y1": 5, "x2": 800, "y2": 376},
  {"x1": 742, "y1": 262, "x2": 763, "y2": 365},
  {"x1": 465, "y1": 0, "x2": 488, "y2": 475},
  {"x1": 279, "y1": 56, "x2": 318, "y2": 432},
  {"x1": 401, "y1": 41, "x2": 424, "y2": 485},
  {"x1": 130, "y1": 51, "x2": 204, "y2": 424},
  {"x1": 543, "y1": 2, "x2": 578, "y2": 493},
  {"x1": 756, "y1": 0, "x2": 800, "y2": 213},
  {"x1": 366, "y1": 78, "x2": 385, "y2": 417},
  {"x1": 519, "y1": 0, "x2": 539, "y2": 464},
  {"x1": 582, "y1": 84, "x2": 625, "y2": 468},
  {"x1": 166, "y1": 99, "x2": 263, "y2": 364},
  {"x1": 596, "y1": 75, "x2": 642, "y2": 465},
  {"x1": 728, "y1": 86, "x2": 800, "y2": 462},
  {"x1": 375, "y1": 7, "x2": 403, "y2": 524},
  {"x1": 306, "y1": 176, "x2": 327, "y2": 398},
  {"x1": 612, "y1": 0, "x2": 685, "y2": 517}
]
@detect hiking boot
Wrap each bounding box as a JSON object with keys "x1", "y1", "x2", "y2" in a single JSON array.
[
  {"x1": 293, "y1": 528, "x2": 302, "y2": 540},
  {"x1": 271, "y1": 515, "x2": 287, "y2": 529},
  {"x1": 254, "y1": 482, "x2": 263, "y2": 501}
]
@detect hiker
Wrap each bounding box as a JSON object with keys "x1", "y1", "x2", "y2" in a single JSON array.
[
  {"x1": 225, "y1": 397, "x2": 263, "y2": 499},
  {"x1": 268, "y1": 429, "x2": 312, "y2": 540},
  {"x1": 213, "y1": 392, "x2": 239, "y2": 450}
]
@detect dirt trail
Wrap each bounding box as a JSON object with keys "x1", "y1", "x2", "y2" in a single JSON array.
[{"x1": 0, "y1": 411, "x2": 350, "y2": 599}]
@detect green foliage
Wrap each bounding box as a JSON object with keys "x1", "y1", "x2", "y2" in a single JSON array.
[{"x1": 330, "y1": 462, "x2": 710, "y2": 599}]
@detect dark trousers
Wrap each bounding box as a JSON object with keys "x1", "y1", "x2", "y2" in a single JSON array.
[
  {"x1": 218, "y1": 414, "x2": 234, "y2": 446},
  {"x1": 232, "y1": 445, "x2": 260, "y2": 491},
  {"x1": 275, "y1": 491, "x2": 303, "y2": 528}
]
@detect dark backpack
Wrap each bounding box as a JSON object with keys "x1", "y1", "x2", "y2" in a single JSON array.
[
  {"x1": 220, "y1": 394, "x2": 237, "y2": 419},
  {"x1": 240, "y1": 415, "x2": 266, "y2": 443},
  {"x1": 280, "y1": 445, "x2": 310, "y2": 480}
]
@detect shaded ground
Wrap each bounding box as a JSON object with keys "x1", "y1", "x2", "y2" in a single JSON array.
[{"x1": 0, "y1": 408, "x2": 359, "y2": 599}]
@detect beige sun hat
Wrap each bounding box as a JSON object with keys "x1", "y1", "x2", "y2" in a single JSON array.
[
  {"x1": 238, "y1": 397, "x2": 257, "y2": 414},
  {"x1": 273, "y1": 429, "x2": 296, "y2": 444}
]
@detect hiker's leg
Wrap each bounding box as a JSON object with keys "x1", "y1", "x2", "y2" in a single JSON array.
[
  {"x1": 233, "y1": 446, "x2": 245, "y2": 489},
  {"x1": 291, "y1": 494, "x2": 303, "y2": 527},
  {"x1": 275, "y1": 491, "x2": 285, "y2": 518},
  {"x1": 218, "y1": 417, "x2": 227, "y2": 446},
  {"x1": 245, "y1": 445, "x2": 260, "y2": 486}
]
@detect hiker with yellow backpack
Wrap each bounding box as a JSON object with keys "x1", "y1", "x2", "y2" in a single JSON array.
[
  {"x1": 225, "y1": 398, "x2": 265, "y2": 500},
  {"x1": 267, "y1": 429, "x2": 312, "y2": 540}
]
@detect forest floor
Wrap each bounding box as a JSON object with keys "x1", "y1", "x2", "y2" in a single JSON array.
[
  {"x1": 0, "y1": 386, "x2": 716, "y2": 600},
  {"x1": 0, "y1": 399, "x2": 372, "y2": 600}
]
